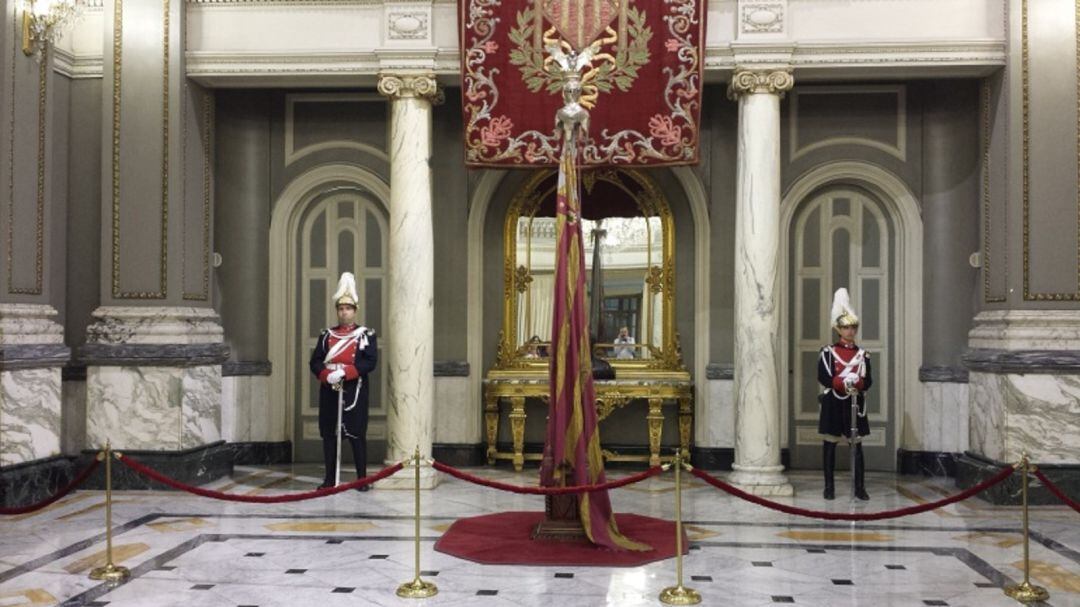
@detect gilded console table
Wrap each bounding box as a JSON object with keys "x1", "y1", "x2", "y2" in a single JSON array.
[{"x1": 483, "y1": 376, "x2": 693, "y2": 471}]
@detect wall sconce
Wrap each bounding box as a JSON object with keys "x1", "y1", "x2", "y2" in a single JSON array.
[{"x1": 21, "y1": 0, "x2": 84, "y2": 57}]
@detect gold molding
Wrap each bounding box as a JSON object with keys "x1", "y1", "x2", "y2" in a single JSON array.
[
  {"x1": 727, "y1": 68, "x2": 794, "y2": 100},
  {"x1": 5, "y1": 23, "x2": 47, "y2": 296},
  {"x1": 182, "y1": 89, "x2": 212, "y2": 301},
  {"x1": 981, "y1": 78, "x2": 1006, "y2": 303},
  {"x1": 494, "y1": 168, "x2": 683, "y2": 372},
  {"x1": 1021, "y1": 0, "x2": 1080, "y2": 301},
  {"x1": 111, "y1": 0, "x2": 170, "y2": 299}
]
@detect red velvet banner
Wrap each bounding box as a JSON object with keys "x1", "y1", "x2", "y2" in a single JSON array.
[{"x1": 460, "y1": 0, "x2": 705, "y2": 167}]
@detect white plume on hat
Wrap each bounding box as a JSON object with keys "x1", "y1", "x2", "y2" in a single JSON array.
[
  {"x1": 830, "y1": 287, "x2": 859, "y2": 328},
  {"x1": 333, "y1": 272, "x2": 359, "y2": 307}
]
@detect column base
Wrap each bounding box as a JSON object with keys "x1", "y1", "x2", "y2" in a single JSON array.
[
  {"x1": 377, "y1": 460, "x2": 441, "y2": 490},
  {"x1": 728, "y1": 464, "x2": 795, "y2": 496}
]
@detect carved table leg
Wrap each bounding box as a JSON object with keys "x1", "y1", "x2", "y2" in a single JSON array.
[
  {"x1": 510, "y1": 396, "x2": 527, "y2": 472},
  {"x1": 678, "y1": 396, "x2": 692, "y2": 458},
  {"x1": 647, "y1": 397, "x2": 664, "y2": 467},
  {"x1": 484, "y1": 392, "x2": 499, "y2": 465}
]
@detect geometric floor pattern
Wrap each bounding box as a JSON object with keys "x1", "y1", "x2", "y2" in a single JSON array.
[{"x1": 1, "y1": 464, "x2": 1077, "y2": 606}]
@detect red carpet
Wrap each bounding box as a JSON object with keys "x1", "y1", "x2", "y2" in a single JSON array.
[{"x1": 434, "y1": 511, "x2": 686, "y2": 567}]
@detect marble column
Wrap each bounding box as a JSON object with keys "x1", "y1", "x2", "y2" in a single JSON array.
[
  {"x1": 727, "y1": 69, "x2": 794, "y2": 496},
  {"x1": 377, "y1": 73, "x2": 439, "y2": 488}
]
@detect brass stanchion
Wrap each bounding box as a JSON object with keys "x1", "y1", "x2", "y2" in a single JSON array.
[
  {"x1": 89, "y1": 442, "x2": 130, "y2": 583},
  {"x1": 1004, "y1": 452, "x2": 1049, "y2": 604},
  {"x1": 396, "y1": 446, "x2": 437, "y2": 599},
  {"x1": 659, "y1": 449, "x2": 700, "y2": 605}
]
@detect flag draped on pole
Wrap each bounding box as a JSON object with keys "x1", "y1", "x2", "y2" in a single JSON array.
[{"x1": 538, "y1": 138, "x2": 649, "y2": 552}]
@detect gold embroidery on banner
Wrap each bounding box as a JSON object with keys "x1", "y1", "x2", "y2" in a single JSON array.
[{"x1": 1021, "y1": 0, "x2": 1080, "y2": 300}]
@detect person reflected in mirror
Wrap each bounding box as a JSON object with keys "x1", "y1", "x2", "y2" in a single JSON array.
[
  {"x1": 817, "y1": 288, "x2": 872, "y2": 501},
  {"x1": 612, "y1": 326, "x2": 636, "y2": 359}
]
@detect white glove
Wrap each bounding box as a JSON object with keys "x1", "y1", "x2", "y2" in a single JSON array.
[
  {"x1": 327, "y1": 369, "x2": 346, "y2": 385},
  {"x1": 842, "y1": 374, "x2": 858, "y2": 393}
]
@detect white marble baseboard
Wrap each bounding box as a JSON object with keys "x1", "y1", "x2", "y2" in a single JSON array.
[
  {"x1": 920, "y1": 381, "x2": 969, "y2": 453},
  {"x1": 701, "y1": 378, "x2": 734, "y2": 449},
  {"x1": 433, "y1": 375, "x2": 475, "y2": 444},
  {"x1": 221, "y1": 374, "x2": 275, "y2": 443},
  {"x1": 968, "y1": 309, "x2": 1080, "y2": 350},
  {"x1": 0, "y1": 368, "x2": 62, "y2": 466},
  {"x1": 85, "y1": 306, "x2": 224, "y2": 345}
]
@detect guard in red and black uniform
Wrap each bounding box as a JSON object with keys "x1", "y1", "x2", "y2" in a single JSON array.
[
  {"x1": 817, "y1": 288, "x2": 872, "y2": 501},
  {"x1": 309, "y1": 272, "x2": 378, "y2": 490}
]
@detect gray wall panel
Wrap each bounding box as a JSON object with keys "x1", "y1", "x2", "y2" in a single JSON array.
[
  {"x1": 432, "y1": 88, "x2": 468, "y2": 362},
  {"x1": 64, "y1": 79, "x2": 102, "y2": 348},
  {"x1": 214, "y1": 91, "x2": 271, "y2": 362},
  {"x1": 919, "y1": 81, "x2": 980, "y2": 367},
  {"x1": 704, "y1": 90, "x2": 737, "y2": 365}
]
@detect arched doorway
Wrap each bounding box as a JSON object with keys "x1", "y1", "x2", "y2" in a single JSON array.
[
  {"x1": 268, "y1": 165, "x2": 391, "y2": 463},
  {"x1": 788, "y1": 186, "x2": 894, "y2": 470},
  {"x1": 780, "y1": 162, "x2": 923, "y2": 473},
  {"x1": 293, "y1": 190, "x2": 389, "y2": 462}
]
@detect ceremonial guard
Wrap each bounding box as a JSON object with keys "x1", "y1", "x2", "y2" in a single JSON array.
[
  {"x1": 817, "y1": 288, "x2": 873, "y2": 501},
  {"x1": 309, "y1": 272, "x2": 378, "y2": 490}
]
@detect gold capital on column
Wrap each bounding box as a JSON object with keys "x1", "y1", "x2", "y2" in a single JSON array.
[
  {"x1": 727, "y1": 69, "x2": 794, "y2": 100},
  {"x1": 377, "y1": 72, "x2": 440, "y2": 102}
]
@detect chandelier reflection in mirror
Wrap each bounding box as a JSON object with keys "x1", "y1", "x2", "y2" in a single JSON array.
[{"x1": 21, "y1": 0, "x2": 86, "y2": 57}]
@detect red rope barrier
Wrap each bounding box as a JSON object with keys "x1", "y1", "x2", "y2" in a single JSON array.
[
  {"x1": 0, "y1": 458, "x2": 101, "y2": 516},
  {"x1": 1033, "y1": 469, "x2": 1080, "y2": 513},
  {"x1": 689, "y1": 465, "x2": 1016, "y2": 521},
  {"x1": 431, "y1": 460, "x2": 664, "y2": 495},
  {"x1": 117, "y1": 454, "x2": 404, "y2": 503}
]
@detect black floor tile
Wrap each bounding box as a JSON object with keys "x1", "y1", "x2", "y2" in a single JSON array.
[
  {"x1": 285, "y1": 569, "x2": 306, "y2": 574},
  {"x1": 691, "y1": 575, "x2": 713, "y2": 582},
  {"x1": 772, "y1": 597, "x2": 795, "y2": 604},
  {"x1": 923, "y1": 601, "x2": 948, "y2": 606},
  {"x1": 752, "y1": 561, "x2": 773, "y2": 567},
  {"x1": 554, "y1": 572, "x2": 574, "y2": 579},
  {"x1": 885, "y1": 564, "x2": 906, "y2": 570},
  {"x1": 477, "y1": 590, "x2": 498, "y2": 596},
  {"x1": 332, "y1": 587, "x2": 355, "y2": 594},
  {"x1": 369, "y1": 554, "x2": 390, "y2": 560},
  {"x1": 831, "y1": 579, "x2": 853, "y2": 586},
  {"x1": 191, "y1": 584, "x2": 215, "y2": 590}
]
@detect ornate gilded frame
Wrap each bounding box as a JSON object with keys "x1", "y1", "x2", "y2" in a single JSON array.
[{"x1": 492, "y1": 168, "x2": 684, "y2": 373}]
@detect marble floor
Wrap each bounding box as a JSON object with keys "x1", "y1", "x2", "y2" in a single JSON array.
[{"x1": 1, "y1": 464, "x2": 1078, "y2": 607}]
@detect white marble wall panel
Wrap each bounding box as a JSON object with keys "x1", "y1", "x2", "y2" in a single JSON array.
[
  {"x1": 1004, "y1": 374, "x2": 1080, "y2": 464},
  {"x1": 181, "y1": 366, "x2": 222, "y2": 447},
  {"x1": 0, "y1": 368, "x2": 62, "y2": 466},
  {"x1": 433, "y1": 376, "x2": 474, "y2": 444},
  {"x1": 920, "y1": 382, "x2": 969, "y2": 453},
  {"x1": 704, "y1": 379, "x2": 735, "y2": 448},
  {"x1": 87, "y1": 367, "x2": 182, "y2": 450},
  {"x1": 221, "y1": 375, "x2": 274, "y2": 443},
  {"x1": 969, "y1": 372, "x2": 1080, "y2": 464},
  {"x1": 968, "y1": 372, "x2": 1005, "y2": 462}
]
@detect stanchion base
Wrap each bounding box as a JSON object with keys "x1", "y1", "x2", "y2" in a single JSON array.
[
  {"x1": 659, "y1": 584, "x2": 701, "y2": 605},
  {"x1": 1004, "y1": 581, "x2": 1049, "y2": 603},
  {"x1": 396, "y1": 578, "x2": 438, "y2": 599},
  {"x1": 89, "y1": 563, "x2": 130, "y2": 583}
]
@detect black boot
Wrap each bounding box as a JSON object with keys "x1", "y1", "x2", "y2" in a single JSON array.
[
  {"x1": 854, "y1": 443, "x2": 869, "y2": 501},
  {"x1": 318, "y1": 436, "x2": 337, "y2": 489},
  {"x1": 348, "y1": 437, "x2": 369, "y2": 492},
  {"x1": 823, "y1": 442, "x2": 836, "y2": 500}
]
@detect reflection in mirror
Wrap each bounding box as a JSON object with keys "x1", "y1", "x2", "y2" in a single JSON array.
[{"x1": 515, "y1": 214, "x2": 664, "y2": 360}]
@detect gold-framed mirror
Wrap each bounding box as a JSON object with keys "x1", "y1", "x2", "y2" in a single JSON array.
[{"x1": 493, "y1": 168, "x2": 684, "y2": 373}]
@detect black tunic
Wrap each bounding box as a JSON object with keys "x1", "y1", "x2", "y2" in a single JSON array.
[
  {"x1": 817, "y1": 344, "x2": 873, "y2": 441},
  {"x1": 309, "y1": 329, "x2": 378, "y2": 439}
]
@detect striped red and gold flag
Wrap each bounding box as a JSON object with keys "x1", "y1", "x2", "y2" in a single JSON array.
[{"x1": 538, "y1": 140, "x2": 649, "y2": 551}]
